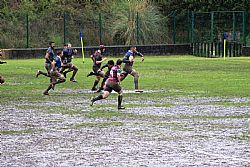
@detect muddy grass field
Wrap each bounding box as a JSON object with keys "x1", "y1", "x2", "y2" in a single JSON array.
[{"x1": 0, "y1": 56, "x2": 250, "y2": 166}]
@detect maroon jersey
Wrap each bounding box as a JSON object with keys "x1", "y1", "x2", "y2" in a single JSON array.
[
  {"x1": 92, "y1": 50, "x2": 103, "y2": 68},
  {"x1": 108, "y1": 65, "x2": 121, "y2": 82}
]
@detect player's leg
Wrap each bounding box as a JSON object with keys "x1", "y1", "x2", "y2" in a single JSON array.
[
  {"x1": 61, "y1": 64, "x2": 72, "y2": 78},
  {"x1": 70, "y1": 64, "x2": 78, "y2": 82},
  {"x1": 92, "y1": 76, "x2": 100, "y2": 91},
  {"x1": 43, "y1": 74, "x2": 56, "y2": 95},
  {"x1": 97, "y1": 77, "x2": 107, "y2": 92},
  {"x1": 90, "y1": 86, "x2": 111, "y2": 106},
  {"x1": 120, "y1": 72, "x2": 128, "y2": 81},
  {"x1": 113, "y1": 84, "x2": 125, "y2": 109},
  {"x1": 36, "y1": 63, "x2": 50, "y2": 77},
  {"x1": 53, "y1": 72, "x2": 66, "y2": 85},
  {"x1": 130, "y1": 69, "x2": 139, "y2": 90},
  {"x1": 121, "y1": 65, "x2": 132, "y2": 81}
]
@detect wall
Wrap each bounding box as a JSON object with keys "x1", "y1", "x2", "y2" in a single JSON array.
[
  {"x1": 242, "y1": 46, "x2": 250, "y2": 56},
  {"x1": 2, "y1": 44, "x2": 191, "y2": 59}
]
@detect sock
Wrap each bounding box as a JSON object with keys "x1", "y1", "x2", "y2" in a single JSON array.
[
  {"x1": 55, "y1": 79, "x2": 65, "y2": 85},
  {"x1": 92, "y1": 80, "x2": 99, "y2": 89},
  {"x1": 118, "y1": 95, "x2": 123, "y2": 107},
  {"x1": 45, "y1": 84, "x2": 52, "y2": 92},
  {"x1": 134, "y1": 78, "x2": 139, "y2": 90},
  {"x1": 93, "y1": 95, "x2": 103, "y2": 102},
  {"x1": 40, "y1": 71, "x2": 48, "y2": 77}
]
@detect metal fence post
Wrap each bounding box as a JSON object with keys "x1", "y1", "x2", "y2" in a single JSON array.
[
  {"x1": 242, "y1": 11, "x2": 246, "y2": 46},
  {"x1": 26, "y1": 13, "x2": 29, "y2": 48},
  {"x1": 210, "y1": 12, "x2": 214, "y2": 42},
  {"x1": 136, "y1": 12, "x2": 139, "y2": 45},
  {"x1": 191, "y1": 11, "x2": 195, "y2": 43},
  {"x1": 64, "y1": 12, "x2": 67, "y2": 44},
  {"x1": 233, "y1": 12, "x2": 235, "y2": 41},
  {"x1": 99, "y1": 12, "x2": 102, "y2": 44},
  {"x1": 187, "y1": 11, "x2": 192, "y2": 43},
  {"x1": 173, "y1": 11, "x2": 176, "y2": 44}
]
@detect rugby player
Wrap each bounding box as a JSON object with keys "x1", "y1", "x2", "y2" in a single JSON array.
[
  {"x1": 36, "y1": 41, "x2": 56, "y2": 78},
  {"x1": 61, "y1": 43, "x2": 78, "y2": 82},
  {"x1": 122, "y1": 46, "x2": 144, "y2": 92},
  {"x1": 0, "y1": 50, "x2": 6, "y2": 84},
  {"x1": 90, "y1": 59, "x2": 125, "y2": 110},
  {"x1": 43, "y1": 50, "x2": 66, "y2": 95},
  {"x1": 88, "y1": 45, "x2": 108, "y2": 91},
  {"x1": 96, "y1": 60, "x2": 115, "y2": 93}
]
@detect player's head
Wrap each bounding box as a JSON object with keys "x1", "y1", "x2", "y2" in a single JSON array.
[
  {"x1": 99, "y1": 44, "x2": 105, "y2": 53},
  {"x1": 107, "y1": 60, "x2": 114, "y2": 68},
  {"x1": 57, "y1": 50, "x2": 63, "y2": 57},
  {"x1": 63, "y1": 44, "x2": 68, "y2": 48},
  {"x1": 116, "y1": 59, "x2": 123, "y2": 66},
  {"x1": 68, "y1": 43, "x2": 72, "y2": 48},
  {"x1": 130, "y1": 46, "x2": 136, "y2": 52},
  {"x1": 49, "y1": 41, "x2": 55, "y2": 48}
]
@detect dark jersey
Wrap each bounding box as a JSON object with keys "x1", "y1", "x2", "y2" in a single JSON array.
[
  {"x1": 55, "y1": 55, "x2": 62, "y2": 70},
  {"x1": 92, "y1": 50, "x2": 103, "y2": 68},
  {"x1": 45, "y1": 47, "x2": 56, "y2": 64},
  {"x1": 101, "y1": 64, "x2": 113, "y2": 78},
  {"x1": 62, "y1": 48, "x2": 73, "y2": 64},
  {"x1": 108, "y1": 65, "x2": 121, "y2": 82},
  {"x1": 123, "y1": 50, "x2": 143, "y2": 66}
]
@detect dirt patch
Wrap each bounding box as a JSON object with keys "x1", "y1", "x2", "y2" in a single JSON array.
[{"x1": 1, "y1": 96, "x2": 249, "y2": 167}]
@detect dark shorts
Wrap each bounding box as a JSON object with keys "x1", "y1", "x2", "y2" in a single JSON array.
[
  {"x1": 92, "y1": 66, "x2": 101, "y2": 73},
  {"x1": 104, "y1": 71, "x2": 110, "y2": 78},
  {"x1": 50, "y1": 70, "x2": 65, "y2": 83},
  {"x1": 104, "y1": 80, "x2": 122, "y2": 93},
  {"x1": 123, "y1": 64, "x2": 133, "y2": 74},
  {"x1": 61, "y1": 63, "x2": 77, "y2": 72}
]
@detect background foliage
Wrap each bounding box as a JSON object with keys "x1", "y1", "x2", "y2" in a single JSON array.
[{"x1": 1, "y1": 0, "x2": 250, "y2": 48}]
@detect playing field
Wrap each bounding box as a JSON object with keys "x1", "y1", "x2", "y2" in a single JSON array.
[{"x1": 1, "y1": 56, "x2": 250, "y2": 166}]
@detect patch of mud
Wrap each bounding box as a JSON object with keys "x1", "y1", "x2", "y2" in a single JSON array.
[
  {"x1": 52, "y1": 88, "x2": 166, "y2": 94},
  {"x1": 1, "y1": 96, "x2": 250, "y2": 167}
]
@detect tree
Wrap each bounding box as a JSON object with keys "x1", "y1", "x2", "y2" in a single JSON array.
[{"x1": 105, "y1": 0, "x2": 168, "y2": 45}]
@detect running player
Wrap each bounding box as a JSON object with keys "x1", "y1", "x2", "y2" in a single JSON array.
[
  {"x1": 96, "y1": 60, "x2": 115, "y2": 92},
  {"x1": 61, "y1": 43, "x2": 78, "y2": 82},
  {"x1": 43, "y1": 50, "x2": 66, "y2": 95},
  {"x1": 0, "y1": 50, "x2": 6, "y2": 84},
  {"x1": 0, "y1": 50, "x2": 6, "y2": 64},
  {"x1": 122, "y1": 46, "x2": 144, "y2": 92},
  {"x1": 88, "y1": 45, "x2": 108, "y2": 91},
  {"x1": 36, "y1": 41, "x2": 56, "y2": 78},
  {"x1": 90, "y1": 59, "x2": 125, "y2": 110}
]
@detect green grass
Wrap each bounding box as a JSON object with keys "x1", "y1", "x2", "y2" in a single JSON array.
[
  {"x1": 0, "y1": 129, "x2": 35, "y2": 135},
  {"x1": 207, "y1": 101, "x2": 250, "y2": 107},
  {"x1": 74, "y1": 122, "x2": 124, "y2": 128},
  {"x1": 1, "y1": 56, "x2": 250, "y2": 100},
  {"x1": 87, "y1": 110, "x2": 126, "y2": 118},
  {"x1": 184, "y1": 115, "x2": 250, "y2": 119}
]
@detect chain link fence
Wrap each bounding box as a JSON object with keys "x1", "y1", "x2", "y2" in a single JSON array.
[{"x1": 1, "y1": 11, "x2": 250, "y2": 49}]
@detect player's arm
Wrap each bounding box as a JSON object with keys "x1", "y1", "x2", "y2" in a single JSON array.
[
  {"x1": 96, "y1": 57, "x2": 108, "y2": 64},
  {"x1": 101, "y1": 64, "x2": 108, "y2": 70},
  {"x1": 123, "y1": 53, "x2": 131, "y2": 63},
  {"x1": 90, "y1": 54, "x2": 95, "y2": 62},
  {"x1": 73, "y1": 49, "x2": 77, "y2": 55},
  {"x1": 135, "y1": 51, "x2": 144, "y2": 62},
  {"x1": 51, "y1": 60, "x2": 56, "y2": 70},
  {"x1": 45, "y1": 52, "x2": 52, "y2": 63}
]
